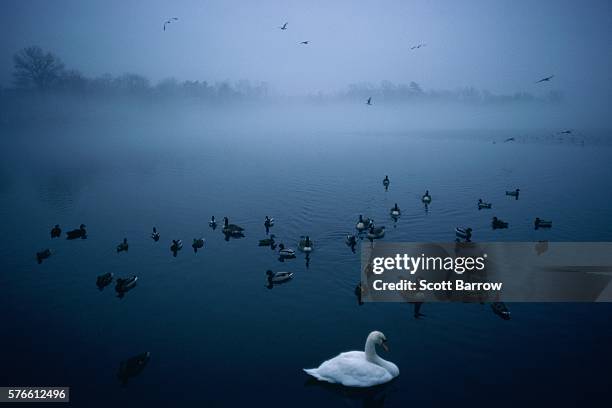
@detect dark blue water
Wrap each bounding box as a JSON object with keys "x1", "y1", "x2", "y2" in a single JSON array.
[{"x1": 2, "y1": 117, "x2": 612, "y2": 407}]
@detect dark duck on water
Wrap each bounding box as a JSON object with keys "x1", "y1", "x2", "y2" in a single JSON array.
[
  {"x1": 50, "y1": 224, "x2": 61, "y2": 238},
  {"x1": 66, "y1": 224, "x2": 87, "y2": 239},
  {"x1": 116, "y1": 238, "x2": 129, "y2": 253}
]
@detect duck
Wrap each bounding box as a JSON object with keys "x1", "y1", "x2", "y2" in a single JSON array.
[
  {"x1": 491, "y1": 302, "x2": 511, "y2": 320},
  {"x1": 66, "y1": 224, "x2": 87, "y2": 240},
  {"x1": 390, "y1": 203, "x2": 401, "y2": 217},
  {"x1": 303, "y1": 331, "x2": 399, "y2": 387},
  {"x1": 278, "y1": 243, "x2": 296, "y2": 258},
  {"x1": 298, "y1": 236, "x2": 314, "y2": 253},
  {"x1": 192, "y1": 238, "x2": 205, "y2": 251},
  {"x1": 151, "y1": 227, "x2": 160, "y2": 241},
  {"x1": 356, "y1": 215, "x2": 373, "y2": 232},
  {"x1": 477, "y1": 199, "x2": 492, "y2": 209},
  {"x1": 534, "y1": 218, "x2": 552, "y2": 229},
  {"x1": 455, "y1": 227, "x2": 472, "y2": 241},
  {"x1": 223, "y1": 217, "x2": 244, "y2": 234},
  {"x1": 209, "y1": 216, "x2": 217, "y2": 229},
  {"x1": 422, "y1": 190, "x2": 432, "y2": 204},
  {"x1": 264, "y1": 216, "x2": 274, "y2": 228},
  {"x1": 96, "y1": 272, "x2": 114, "y2": 290},
  {"x1": 266, "y1": 270, "x2": 293, "y2": 284},
  {"x1": 258, "y1": 234, "x2": 276, "y2": 246},
  {"x1": 36, "y1": 249, "x2": 52, "y2": 264},
  {"x1": 115, "y1": 276, "x2": 138, "y2": 294},
  {"x1": 118, "y1": 352, "x2": 150, "y2": 386},
  {"x1": 492, "y1": 217, "x2": 509, "y2": 229},
  {"x1": 170, "y1": 239, "x2": 183, "y2": 252},
  {"x1": 383, "y1": 175, "x2": 390, "y2": 188},
  {"x1": 505, "y1": 188, "x2": 520, "y2": 198},
  {"x1": 50, "y1": 224, "x2": 61, "y2": 238},
  {"x1": 367, "y1": 225, "x2": 385, "y2": 240},
  {"x1": 116, "y1": 238, "x2": 129, "y2": 253},
  {"x1": 346, "y1": 234, "x2": 358, "y2": 247}
]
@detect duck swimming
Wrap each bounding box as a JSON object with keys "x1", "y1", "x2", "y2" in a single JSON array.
[
  {"x1": 422, "y1": 190, "x2": 432, "y2": 204},
  {"x1": 390, "y1": 203, "x2": 401, "y2": 217},
  {"x1": 264, "y1": 216, "x2": 274, "y2": 228},
  {"x1": 50, "y1": 224, "x2": 61, "y2": 238},
  {"x1": 36, "y1": 249, "x2": 52, "y2": 264},
  {"x1": 278, "y1": 243, "x2": 296, "y2": 259},
  {"x1": 266, "y1": 270, "x2": 293, "y2": 284},
  {"x1": 506, "y1": 189, "x2": 520, "y2": 198},
  {"x1": 534, "y1": 218, "x2": 552, "y2": 229},
  {"x1": 367, "y1": 225, "x2": 385, "y2": 240},
  {"x1": 118, "y1": 351, "x2": 150, "y2": 386},
  {"x1": 209, "y1": 216, "x2": 217, "y2": 229},
  {"x1": 346, "y1": 234, "x2": 358, "y2": 247},
  {"x1": 170, "y1": 239, "x2": 183, "y2": 255},
  {"x1": 192, "y1": 238, "x2": 205, "y2": 252},
  {"x1": 477, "y1": 199, "x2": 492, "y2": 209},
  {"x1": 299, "y1": 236, "x2": 314, "y2": 253},
  {"x1": 455, "y1": 227, "x2": 472, "y2": 241},
  {"x1": 492, "y1": 217, "x2": 509, "y2": 229},
  {"x1": 304, "y1": 331, "x2": 399, "y2": 387},
  {"x1": 491, "y1": 302, "x2": 511, "y2": 320},
  {"x1": 259, "y1": 234, "x2": 276, "y2": 246},
  {"x1": 116, "y1": 238, "x2": 129, "y2": 253},
  {"x1": 115, "y1": 276, "x2": 138, "y2": 297},
  {"x1": 66, "y1": 224, "x2": 87, "y2": 240},
  {"x1": 96, "y1": 272, "x2": 113, "y2": 290},
  {"x1": 223, "y1": 217, "x2": 245, "y2": 234},
  {"x1": 151, "y1": 227, "x2": 160, "y2": 241},
  {"x1": 383, "y1": 175, "x2": 390, "y2": 189},
  {"x1": 356, "y1": 215, "x2": 373, "y2": 232}
]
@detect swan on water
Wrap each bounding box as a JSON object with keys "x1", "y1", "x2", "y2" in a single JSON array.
[{"x1": 303, "y1": 331, "x2": 399, "y2": 387}]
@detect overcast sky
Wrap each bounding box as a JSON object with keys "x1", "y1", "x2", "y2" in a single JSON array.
[{"x1": 1, "y1": 0, "x2": 611, "y2": 97}]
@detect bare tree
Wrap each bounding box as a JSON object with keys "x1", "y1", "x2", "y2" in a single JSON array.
[{"x1": 13, "y1": 46, "x2": 65, "y2": 90}]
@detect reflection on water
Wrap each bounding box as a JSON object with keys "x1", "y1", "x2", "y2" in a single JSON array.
[{"x1": 1, "y1": 121, "x2": 612, "y2": 406}]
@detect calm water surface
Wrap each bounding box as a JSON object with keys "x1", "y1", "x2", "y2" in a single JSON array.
[{"x1": 1, "y1": 118, "x2": 612, "y2": 406}]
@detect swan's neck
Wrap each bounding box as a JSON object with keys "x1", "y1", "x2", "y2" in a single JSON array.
[{"x1": 364, "y1": 338, "x2": 381, "y2": 364}]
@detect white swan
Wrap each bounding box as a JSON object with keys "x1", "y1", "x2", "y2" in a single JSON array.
[{"x1": 304, "y1": 331, "x2": 399, "y2": 387}]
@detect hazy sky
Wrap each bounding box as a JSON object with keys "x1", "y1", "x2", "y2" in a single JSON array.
[{"x1": 1, "y1": 0, "x2": 611, "y2": 97}]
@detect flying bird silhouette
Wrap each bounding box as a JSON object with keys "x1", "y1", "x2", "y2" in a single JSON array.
[
  {"x1": 163, "y1": 17, "x2": 178, "y2": 31},
  {"x1": 299, "y1": 41, "x2": 309, "y2": 45},
  {"x1": 279, "y1": 22, "x2": 288, "y2": 30},
  {"x1": 535, "y1": 75, "x2": 554, "y2": 83},
  {"x1": 503, "y1": 137, "x2": 515, "y2": 143},
  {"x1": 366, "y1": 97, "x2": 372, "y2": 106},
  {"x1": 410, "y1": 43, "x2": 426, "y2": 50},
  {"x1": 558, "y1": 130, "x2": 572, "y2": 135}
]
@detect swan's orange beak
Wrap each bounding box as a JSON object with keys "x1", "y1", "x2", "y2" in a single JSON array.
[{"x1": 382, "y1": 341, "x2": 389, "y2": 352}]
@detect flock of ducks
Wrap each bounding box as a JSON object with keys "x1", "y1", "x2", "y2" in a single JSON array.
[
  {"x1": 35, "y1": 213, "x2": 315, "y2": 292},
  {"x1": 32, "y1": 173, "x2": 558, "y2": 387},
  {"x1": 35, "y1": 174, "x2": 553, "y2": 299}
]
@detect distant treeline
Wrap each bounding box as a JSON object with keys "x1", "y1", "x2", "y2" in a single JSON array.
[
  {"x1": 316, "y1": 81, "x2": 563, "y2": 105},
  {"x1": 2, "y1": 46, "x2": 562, "y2": 105},
  {"x1": 3, "y1": 46, "x2": 270, "y2": 102}
]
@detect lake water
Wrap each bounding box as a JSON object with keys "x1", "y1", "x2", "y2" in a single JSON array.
[{"x1": 1, "y1": 111, "x2": 612, "y2": 406}]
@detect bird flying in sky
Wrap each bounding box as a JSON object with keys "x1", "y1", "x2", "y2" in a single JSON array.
[
  {"x1": 163, "y1": 17, "x2": 178, "y2": 31},
  {"x1": 410, "y1": 43, "x2": 426, "y2": 50},
  {"x1": 279, "y1": 22, "x2": 288, "y2": 30},
  {"x1": 535, "y1": 75, "x2": 554, "y2": 83},
  {"x1": 366, "y1": 97, "x2": 372, "y2": 105},
  {"x1": 299, "y1": 41, "x2": 309, "y2": 45}
]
